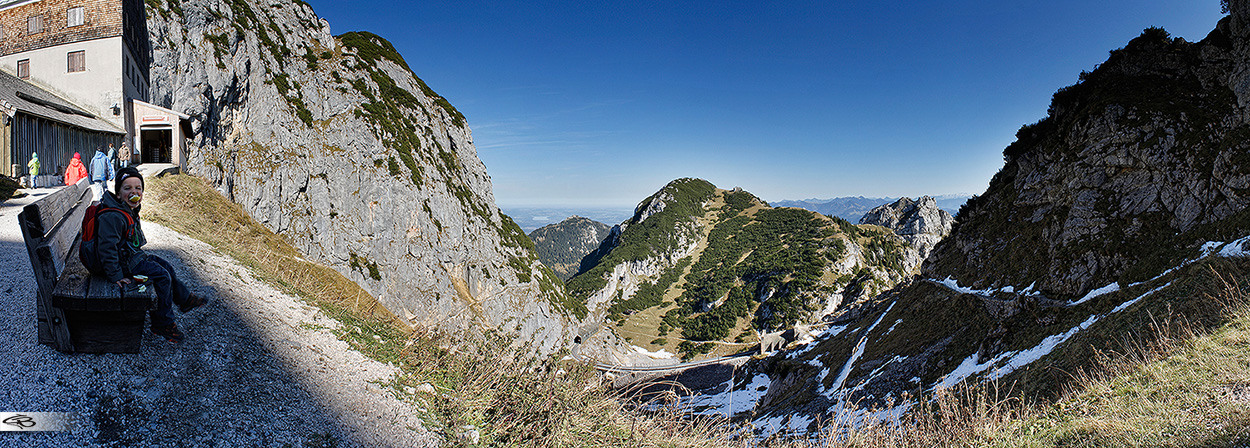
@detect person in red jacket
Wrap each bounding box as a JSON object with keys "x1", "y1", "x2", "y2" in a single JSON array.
[{"x1": 64, "y1": 152, "x2": 88, "y2": 186}]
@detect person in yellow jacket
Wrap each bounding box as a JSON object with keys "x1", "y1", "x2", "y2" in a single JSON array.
[
  {"x1": 27, "y1": 152, "x2": 39, "y2": 188},
  {"x1": 64, "y1": 152, "x2": 88, "y2": 186}
]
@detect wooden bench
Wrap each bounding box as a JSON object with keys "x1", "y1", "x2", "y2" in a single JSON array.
[{"x1": 18, "y1": 178, "x2": 156, "y2": 353}]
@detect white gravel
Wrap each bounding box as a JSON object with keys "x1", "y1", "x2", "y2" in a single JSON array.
[{"x1": 0, "y1": 188, "x2": 439, "y2": 447}]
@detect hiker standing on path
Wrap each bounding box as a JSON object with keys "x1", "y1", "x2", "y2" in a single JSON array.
[
  {"x1": 91, "y1": 146, "x2": 115, "y2": 198},
  {"x1": 64, "y1": 152, "x2": 87, "y2": 186},
  {"x1": 107, "y1": 144, "x2": 117, "y2": 171},
  {"x1": 87, "y1": 167, "x2": 206, "y2": 342},
  {"x1": 27, "y1": 152, "x2": 39, "y2": 188}
]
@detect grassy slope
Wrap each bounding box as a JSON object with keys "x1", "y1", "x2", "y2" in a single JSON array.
[
  {"x1": 996, "y1": 258, "x2": 1250, "y2": 447},
  {"x1": 144, "y1": 175, "x2": 405, "y2": 328}
]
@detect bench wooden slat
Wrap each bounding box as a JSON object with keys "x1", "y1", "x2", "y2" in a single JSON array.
[
  {"x1": 43, "y1": 199, "x2": 90, "y2": 281},
  {"x1": 19, "y1": 206, "x2": 74, "y2": 352},
  {"x1": 53, "y1": 251, "x2": 154, "y2": 311},
  {"x1": 29, "y1": 180, "x2": 89, "y2": 237}
]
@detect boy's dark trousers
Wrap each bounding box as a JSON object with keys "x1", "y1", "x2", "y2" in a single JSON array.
[{"x1": 130, "y1": 255, "x2": 191, "y2": 327}]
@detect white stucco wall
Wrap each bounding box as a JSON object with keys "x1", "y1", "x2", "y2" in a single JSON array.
[{"x1": 0, "y1": 35, "x2": 125, "y2": 129}]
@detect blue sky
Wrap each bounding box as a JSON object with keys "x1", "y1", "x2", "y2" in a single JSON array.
[{"x1": 304, "y1": 1, "x2": 1226, "y2": 207}]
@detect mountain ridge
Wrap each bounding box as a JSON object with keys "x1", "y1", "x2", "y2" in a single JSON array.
[
  {"x1": 528, "y1": 216, "x2": 612, "y2": 281},
  {"x1": 774, "y1": 195, "x2": 968, "y2": 222}
]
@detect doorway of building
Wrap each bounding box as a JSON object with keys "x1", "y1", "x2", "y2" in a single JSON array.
[{"x1": 141, "y1": 128, "x2": 172, "y2": 163}]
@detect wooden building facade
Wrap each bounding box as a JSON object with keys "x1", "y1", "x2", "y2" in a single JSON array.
[{"x1": 0, "y1": 69, "x2": 124, "y2": 178}]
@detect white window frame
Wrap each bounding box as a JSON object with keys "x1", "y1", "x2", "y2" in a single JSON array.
[
  {"x1": 17, "y1": 59, "x2": 28, "y2": 79},
  {"x1": 27, "y1": 15, "x2": 41, "y2": 34},
  {"x1": 67, "y1": 7, "x2": 84, "y2": 27}
]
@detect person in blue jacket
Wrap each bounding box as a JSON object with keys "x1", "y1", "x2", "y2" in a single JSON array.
[
  {"x1": 90, "y1": 145, "x2": 114, "y2": 189},
  {"x1": 90, "y1": 167, "x2": 206, "y2": 342}
]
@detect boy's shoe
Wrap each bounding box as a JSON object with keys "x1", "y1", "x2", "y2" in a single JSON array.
[
  {"x1": 179, "y1": 293, "x2": 207, "y2": 313},
  {"x1": 152, "y1": 324, "x2": 185, "y2": 342}
]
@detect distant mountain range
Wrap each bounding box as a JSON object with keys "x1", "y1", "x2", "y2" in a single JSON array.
[
  {"x1": 504, "y1": 196, "x2": 970, "y2": 234},
  {"x1": 773, "y1": 195, "x2": 971, "y2": 222}
]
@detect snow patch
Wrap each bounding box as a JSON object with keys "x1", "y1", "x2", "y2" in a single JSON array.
[
  {"x1": 1111, "y1": 282, "x2": 1171, "y2": 314},
  {"x1": 680, "y1": 372, "x2": 772, "y2": 418},
  {"x1": 933, "y1": 352, "x2": 1007, "y2": 391},
  {"x1": 935, "y1": 275, "x2": 1183, "y2": 391},
  {"x1": 631, "y1": 345, "x2": 675, "y2": 359},
  {"x1": 754, "y1": 413, "x2": 818, "y2": 439},
  {"x1": 1219, "y1": 236, "x2": 1250, "y2": 258},
  {"x1": 934, "y1": 277, "x2": 1041, "y2": 297},
  {"x1": 986, "y1": 314, "x2": 1099, "y2": 381},
  {"x1": 1069, "y1": 282, "x2": 1120, "y2": 306},
  {"x1": 788, "y1": 324, "x2": 848, "y2": 359},
  {"x1": 827, "y1": 301, "x2": 896, "y2": 396},
  {"x1": 885, "y1": 319, "x2": 902, "y2": 335}
]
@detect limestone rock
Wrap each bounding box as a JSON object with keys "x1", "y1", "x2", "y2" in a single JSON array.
[
  {"x1": 859, "y1": 196, "x2": 954, "y2": 267},
  {"x1": 923, "y1": 21, "x2": 1250, "y2": 299},
  {"x1": 143, "y1": 0, "x2": 579, "y2": 354}
]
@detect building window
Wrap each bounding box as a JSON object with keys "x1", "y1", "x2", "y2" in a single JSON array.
[
  {"x1": 0, "y1": 25, "x2": 6, "y2": 40},
  {"x1": 17, "y1": 59, "x2": 28, "y2": 79},
  {"x1": 27, "y1": 15, "x2": 41, "y2": 34},
  {"x1": 67, "y1": 7, "x2": 84, "y2": 27},
  {"x1": 68, "y1": 51, "x2": 85, "y2": 73}
]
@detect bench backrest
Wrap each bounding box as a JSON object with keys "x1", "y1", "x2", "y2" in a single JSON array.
[{"x1": 18, "y1": 178, "x2": 90, "y2": 352}]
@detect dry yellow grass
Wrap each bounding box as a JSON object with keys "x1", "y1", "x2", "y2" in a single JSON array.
[{"x1": 143, "y1": 174, "x2": 404, "y2": 328}]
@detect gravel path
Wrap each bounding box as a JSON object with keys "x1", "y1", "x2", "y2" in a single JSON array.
[{"x1": 0, "y1": 188, "x2": 439, "y2": 447}]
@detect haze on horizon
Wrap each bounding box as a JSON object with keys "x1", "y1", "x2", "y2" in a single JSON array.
[{"x1": 304, "y1": 1, "x2": 1225, "y2": 208}]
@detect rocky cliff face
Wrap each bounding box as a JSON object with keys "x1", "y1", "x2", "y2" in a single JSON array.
[
  {"x1": 925, "y1": 20, "x2": 1250, "y2": 299},
  {"x1": 529, "y1": 216, "x2": 612, "y2": 281},
  {"x1": 859, "y1": 196, "x2": 954, "y2": 268},
  {"x1": 142, "y1": 0, "x2": 578, "y2": 354}
]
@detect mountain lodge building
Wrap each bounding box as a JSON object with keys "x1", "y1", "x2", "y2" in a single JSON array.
[{"x1": 0, "y1": 0, "x2": 190, "y2": 178}]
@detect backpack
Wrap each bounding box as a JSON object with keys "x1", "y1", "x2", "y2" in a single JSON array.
[{"x1": 79, "y1": 202, "x2": 133, "y2": 274}]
